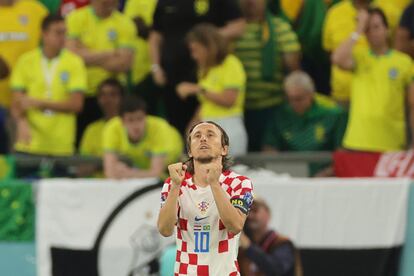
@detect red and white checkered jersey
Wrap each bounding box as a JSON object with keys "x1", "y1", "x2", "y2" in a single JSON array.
[{"x1": 160, "y1": 170, "x2": 254, "y2": 276}]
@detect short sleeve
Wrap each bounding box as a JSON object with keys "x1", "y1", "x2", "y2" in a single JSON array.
[
  {"x1": 80, "y1": 123, "x2": 96, "y2": 156},
  {"x1": 10, "y1": 57, "x2": 27, "y2": 92},
  {"x1": 102, "y1": 120, "x2": 121, "y2": 153},
  {"x1": 118, "y1": 18, "x2": 136, "y2": 50},
  {"x1": 275, "y1": 18, "x2": 301, "y2": 53},
  {"x1": 67, "y1": 56, "x2": 87, "y2": 93},
  {"x1": 230, "y1": 177, "x2": 254, "y2": 215},
  {"x1": 160, "y1": 178, "x2": 172, "y2": 208},
  {"x1": 221, "y1": 56, "x2": 246, "y2": 91},
  {"x1": 65, "y1": 11, "x2": 81, "y2": 40}
]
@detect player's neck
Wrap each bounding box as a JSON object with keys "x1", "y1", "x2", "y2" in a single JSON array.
[
  {"x1": 193, "y1": 159, "x2": 222, "y2": 187},
  {"x1": 91, "y1": 5, "x2": 113, "y2": 18},
  {"x1": 370, "y1": 44, "x2": 389, "y2": 56},
  {"x1": 42, "y1": 46, "x2": 61, "y2": 60}
]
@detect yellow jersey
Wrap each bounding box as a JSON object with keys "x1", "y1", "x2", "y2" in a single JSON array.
[
  {"x1": 323, "y1": 0, "x2": 401, "y2": 101},
  {"x1": 343, "y1": 49, "x2": 413, "y2": 152},
  {"x1": 80, "y1": 119, "x2": 106, "y2": 157},
  {"x1": 11, "y1": 48, "x2": 87, "y2": 155},
  {"x1": 124, "y1": 0, "x2": 157, "y2": 84},
  {"x1": 198, "y1": 54, "x2": 246, "y2": 119},
  {"x1": 66, "y1": 5, "x2": 136, "y2": 96},
  {"x1": 102, "y1": 116, "x2": 183, "y2": 169},
  {"x1": 0, "y1": 0, "x2": 48, "y2": 107}
]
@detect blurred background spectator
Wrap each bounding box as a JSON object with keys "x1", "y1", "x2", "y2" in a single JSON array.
[
  {"x1": 177, "y1": 24, "x2": 247, "y2": 156},
  {"x1": 238, "y1": 196, "x2": 302, "y2": 276},
  {"x1": 80, "y1": 78, "x2": 123, "y2": 157},
  {"x1": 262, "y1": 71, "x2": 346, "y2": 176},
  {"x1": 102, "y1": 95, "x2": 183, "y2": 179},
  {"x1": 149, "y1": 0, "x2": 246, "y2": 135},
  {"x1": 235, "y1": 0, "x2": 301, "y2": 152},
  {"x1": 10, "y1": 14, "x2": 86, "y2": 157},
  {"x1": 323, "y1": 0, "x2": 401, "y2": 106},
  {"x1": 333, "y1": 8, "x2": 414, "y2": 152},
  {"x1": 65, "y1": 0, "x2": 136, "y2": 147},
  {"x1": 395, "y1": 1, "x2": 414, "y2": 59}
]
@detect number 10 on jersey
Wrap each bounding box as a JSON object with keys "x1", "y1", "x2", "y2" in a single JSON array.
[{"x1": 194, "y1": 231, "x2": 210, "y2": 253}]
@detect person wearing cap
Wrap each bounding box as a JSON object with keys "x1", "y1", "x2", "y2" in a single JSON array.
[{"x1": 238, "y1": 196, "x2": 302, "y2": 276}]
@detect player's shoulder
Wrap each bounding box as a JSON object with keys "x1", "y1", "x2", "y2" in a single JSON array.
[{"x1": 221, "y1": 170, "x2": 251, "y2": 186}]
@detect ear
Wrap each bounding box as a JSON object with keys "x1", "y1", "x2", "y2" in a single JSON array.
[{"x1": 221, "y1": 145, "x2": 229, "y2": 156}]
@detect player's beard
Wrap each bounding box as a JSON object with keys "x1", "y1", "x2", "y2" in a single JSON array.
[{"x1": 194, "y1": 155, "x2": 220, "y2": 164}]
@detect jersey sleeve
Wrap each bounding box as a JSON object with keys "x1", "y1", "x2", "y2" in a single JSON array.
[
  {"x1": 221, "y1": 56, "x2": 246, "y2": 91},
  {"x1": 67, "y1": 56, "x2": 87, "y2": 93},
  {"x1": 80, "y1": 123, "x2": 96, "y2": 156},
  {"x1": 275, "y1": 18, "x2": 301, "y2": 54},
  {"x1": 102, "y1": 120, "x2": 121, "y2": 153},
  {"x1": 118, "y1": 18, "x2": 136, "y2": 50},
  {"x1": 230, "y1": 177, "x2": 254, "y2": 215},
  {"x1": 322, "y1": 9, "x2": 334, "y2": 51},
  {"x1": 66, "y1": 11, "x2": 82, "y2": 40},
  {"x1": 10, "y1": 56, "x2": 28, "y2": 92}
]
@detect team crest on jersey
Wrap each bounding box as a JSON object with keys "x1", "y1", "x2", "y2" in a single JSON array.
[
  {"x1": 194, "y1": 0, "x2": 209, "y2": 16},
  {"x1": 60, "y1": 71, "x2": 69, "y2": 83},
  {"x1": 198, "y1": 201, "x2": 209, "y2": 214},
  {"x1": 18, "y1": 15, "x2": 29, "y2": 26},
  {"x1": 388, "y1": 68, "x2": 399, "y2": 80},
  {"x1": 107, "y1": 29, "x2": 118, "y2": 41}
]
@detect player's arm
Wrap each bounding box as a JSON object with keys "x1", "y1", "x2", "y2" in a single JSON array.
[
  {"x1": 210, "y1": 181, "x2": 247, "y2": 234},
  {"x1": 11, "y1": 91, "x2": 31, "y2": 144},
  {"x1": 66, "y1": 39, "x2": 113, "y2": 66},
  {"x1": 24, "y1": 92, "x2": 84, "y2": 113},
  {"x1": 158, "y1": 163, "x2": 186, "y2": 237},
  {"x1": 283, "y1": 52, "x2": 301, "y2": 72},
  {"x1": 0, "y1": 57, "x2": 9, "y2": 79},
  {"x1": 99, "y1": 48, "x2": 134, "y2": 73},
  {"x1": 177, "y1": 83, "x2": 238, "y2": 108}
]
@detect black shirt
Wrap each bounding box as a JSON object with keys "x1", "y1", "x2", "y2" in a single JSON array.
[
  {"x1": 152, "y1": 0, "x2": 242, "y2": 82},
  {"x1": 400, "y1": 4, "x2": 414, "y2": 39}
]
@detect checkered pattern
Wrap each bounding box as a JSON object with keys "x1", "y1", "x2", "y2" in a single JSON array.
[{"x1": 160, "y1": 170, "x2": 253, "y2": 275}]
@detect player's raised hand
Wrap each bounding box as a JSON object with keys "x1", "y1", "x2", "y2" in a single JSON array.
[
  {"x1": 205, "y1": 162, "x2": 222, "y2": 185},
  {"x1": 168, "y1": 162, "x2": 187, "y2": 186}
]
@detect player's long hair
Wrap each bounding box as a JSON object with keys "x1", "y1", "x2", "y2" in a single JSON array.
[{"x1": 185, "y1": 121, "x2": 232, "y2": 174}]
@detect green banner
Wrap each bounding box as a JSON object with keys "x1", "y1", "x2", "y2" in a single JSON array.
[{"x1": 0, "y1": 181, "x2": 34, "y2": 241}]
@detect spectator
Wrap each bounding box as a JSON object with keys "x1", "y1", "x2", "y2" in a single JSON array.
[
  {"x1": 262, "y1": 71, "x2": 346, "y2": 176},
  {"x1": 10, "y1": 14, "x2": 86, "y2": 157},
  {"x1": 65, "y1": 0, "x2": 136, "y2": 146},
  {"x1": 102, "y1": 95, "x2": 183, "y2": 179},
  {"x1": 235, "y1": 0, "x2": 301, "y2": 152},
  {"x1": 80, "y1": 78, "x2": 123, "y2": 157},
  {"x1": 0, "y1": 0, "x2": 48, "y2": 108},
  {"x1": 149, "y1": 0, "x2": 246, "y2": 134},
  {"x1": 323, "y1": 0, "x2": 401, "y2": 105},
  {"x1": 395, "y1": 2, "x2": 414, "y2": 59},
  {"x1": 332, "y1": 8, "x2": 414, "y2": 152},
  {"x1": 177, "y1": 24, "x2": 247, "y2": 156},
  {"x1": 124, "y1": 0, "x2": 163, "y2": 116},
  {"x1": 238, "y1": 196, "x2": 302, "y2": 276}
]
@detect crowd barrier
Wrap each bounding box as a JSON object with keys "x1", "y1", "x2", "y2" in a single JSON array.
[{"x1": 1, "y1": 173, "x2": 414, "y2": 276}]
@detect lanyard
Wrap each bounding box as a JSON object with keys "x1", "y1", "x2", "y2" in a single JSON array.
[{"x1": 41, "y1": 56, "x2": 60, "y2": 99}]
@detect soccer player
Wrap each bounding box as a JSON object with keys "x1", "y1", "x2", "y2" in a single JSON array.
[{"x1": 158, "y1": 121, "x2": 254, "y2": 275}]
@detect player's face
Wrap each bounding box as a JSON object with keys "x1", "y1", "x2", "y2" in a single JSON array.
[
  {"x1": 43, "y1": 21, "x2": 66, "y2": 51},
  {"x1": 366, "y1": 13, "x2": 389, "y2": 48},
  {"x1": 189, "y1": 123, "x2": 228, "y2": 161},
  {"x1": 285, "y1": 85, "x2": 313, "y2": 115},
  {"x1": 188, "y1": 42, "x2": 209, "y2": 67},
  {"x1": 246, "y1": 204, "x2": 270, "y2": 232},
  {"x1": 122, "y1": 110, "x2": 146, "y2": 142},
  {"x1": 98, "y1": 85, "x2": 121, "y2": 118}
]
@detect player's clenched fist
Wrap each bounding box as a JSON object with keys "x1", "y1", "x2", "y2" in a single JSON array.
[
  {"x1": 205, "y1": 163, "x2": 223, "y2": 185},
  {"x1": 168, "y1": 162, "x2": 187, "y2": 186}
]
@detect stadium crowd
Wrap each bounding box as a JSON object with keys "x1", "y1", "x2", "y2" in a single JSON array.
[{"x1": 1, "y1": 0, "x2": 414, "y2": 179}]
